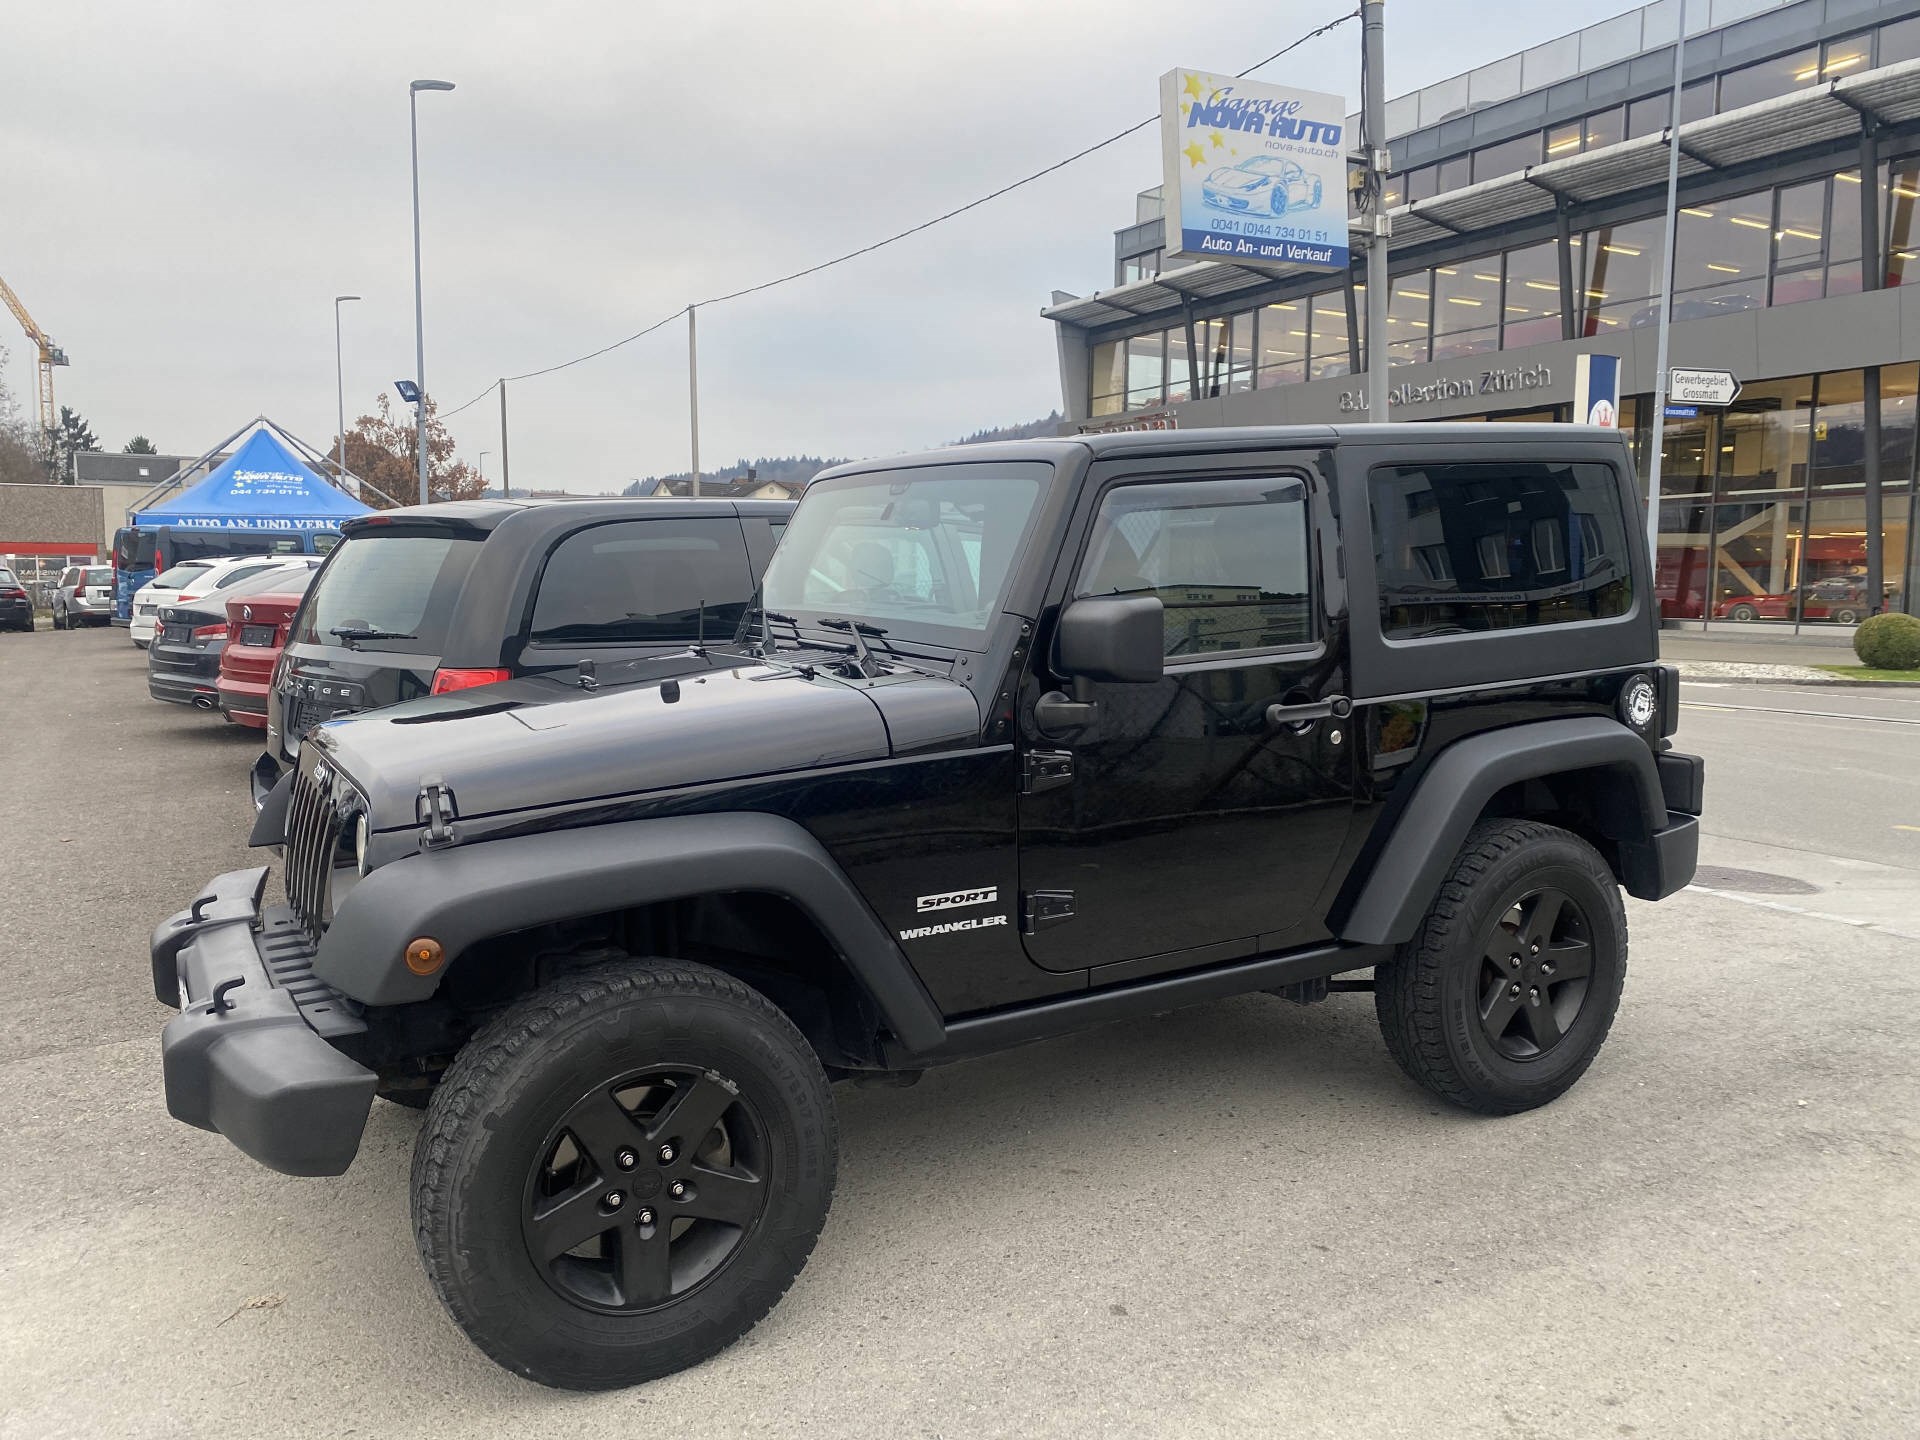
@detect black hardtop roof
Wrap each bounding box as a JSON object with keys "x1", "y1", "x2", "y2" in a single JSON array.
[
  {"x1": 813, "y1": 424, "x2": 1627, "y2": 481},
  {"x1": 339, "y1": 494, "x2": 793, "y2": 538}
]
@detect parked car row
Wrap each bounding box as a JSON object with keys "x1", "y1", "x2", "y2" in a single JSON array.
[{"x1": 122, "y1": 498, "x2": 794, "y2": 763}]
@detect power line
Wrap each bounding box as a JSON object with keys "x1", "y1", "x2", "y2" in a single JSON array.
[{"x1": 439, "y1": 8, "x2": 1360, "y2": 422}]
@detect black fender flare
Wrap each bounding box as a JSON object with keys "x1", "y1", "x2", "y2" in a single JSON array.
[
  {"x1": 311, "y1": 812, "x2": 948, "y2": 1053},
  {"x1": 1334, "y1": 717, "x2": 1671, "y2": 946}
]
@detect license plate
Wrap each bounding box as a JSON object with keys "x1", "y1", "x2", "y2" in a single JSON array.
[
  {"x1": 139, "y1": 604, "x2": 157, "y2": 615},
  {"x1": 242, "y1": 624, "x2": 275, "y2": 646},
  {"x1": 163, "y1": 624, "x2": 188, "y2": 642}
]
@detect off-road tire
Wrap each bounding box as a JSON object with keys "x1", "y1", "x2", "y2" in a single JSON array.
[
  {"x1": 411, "y1": 960, "x2": 836, "y2": 1391},
  {"x1": 1374, "y1": 819, "x2": 1627, "y2": 1115}
]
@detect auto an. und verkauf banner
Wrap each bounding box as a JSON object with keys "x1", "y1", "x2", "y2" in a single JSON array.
[{"x1": 1159, "y1": 68, "x2": 1348, "y2": 272}]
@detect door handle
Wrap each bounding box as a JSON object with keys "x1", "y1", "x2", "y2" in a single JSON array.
[{"x1": 1266, "y1": 693, "x2": 1352, "y2": 728}]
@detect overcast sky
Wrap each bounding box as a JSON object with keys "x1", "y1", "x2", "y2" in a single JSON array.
[{"x1": 2, "y1": 0, "x2": 1642, "y2": 493}]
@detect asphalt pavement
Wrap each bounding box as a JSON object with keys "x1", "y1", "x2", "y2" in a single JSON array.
[{"x1": 1, "y1": 627, "x2": 1915, "y2": 1440}]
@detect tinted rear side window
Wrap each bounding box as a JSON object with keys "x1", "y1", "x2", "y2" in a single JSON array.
[
  {"x1": 1370, "y1": 462, "x2": 1632, "y2": 639},
  {"x1": 530, "y1": 518, "x2": 752, "y2": 644},
  {"x1": 295, "y1": 532, "x2": 483, "y2": 653}
]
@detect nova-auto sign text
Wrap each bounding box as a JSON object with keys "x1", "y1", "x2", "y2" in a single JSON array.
[{"x1": 1160, "y1": 69, "x2": 1347, "y2": 272}]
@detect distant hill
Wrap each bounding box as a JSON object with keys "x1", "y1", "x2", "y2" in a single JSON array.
[{"x1": 616, "y1": 412, "x2": 1064, "y2": 498}]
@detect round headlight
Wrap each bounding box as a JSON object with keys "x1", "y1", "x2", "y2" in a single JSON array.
[
  {"x1": 1619, "y1": 674, "x2": 1658, "y2": 730},
  {"x1": 355, "y1": 813, "x2": 371, "y2": 876}
]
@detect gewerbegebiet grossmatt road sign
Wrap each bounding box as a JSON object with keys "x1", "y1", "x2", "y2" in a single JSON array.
[{"x1": 1666, "y1": 368, "x2": 1741, "y2": 406}]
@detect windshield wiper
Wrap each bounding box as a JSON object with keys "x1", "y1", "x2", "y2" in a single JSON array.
[
  {"x1": 818, "y1": 617, "x2": 881, "y2": 677},
  {"x1": 329, "y1": 625, "x2": 416, "y2": 647},
  {"x1": 817, "y1": 617, "x2": 948, "y2": 679}
]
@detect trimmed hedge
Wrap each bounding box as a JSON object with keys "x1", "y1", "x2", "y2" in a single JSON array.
[{"x1": 1853, "y1": 612, "x2": 1920, "y2": 670}]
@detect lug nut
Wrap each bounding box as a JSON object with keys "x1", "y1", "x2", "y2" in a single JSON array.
[
  {"x1": 616, "y1": 1149, "x2": 637, "y2": 1170},
  {"x1": 1530, "y1": 943, "x2": 1541, "y2": 955},
  {"x1": 1528, "y1": 987, "x2": 1540, "y2": 1005},
  {"x1": 1540, "y1": 961, "x2": 1555, "y2": 977},
  {"x1": 658, "y1": 1143, "x2": 676, "y2": 1164},
  {"x1": 1508, "y1": 982, "x2": 1521, "y2": 998},
  {"x1": 603, "y1": 1190, "x2": 625, "y2": 1209},
  {"x1": 670, "y1": 1181, "x2": 688, "y2": 1200},
  {"x1": 1509, "y1": 955, "x2": 1521, "y2": 969},
  {"x1": 638, "y1": 1208, "x2": 655, "y2": 1226}
]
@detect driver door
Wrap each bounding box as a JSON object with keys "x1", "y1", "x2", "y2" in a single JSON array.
[{"x1": 1015, "y1": 460, "x2": 1355, "y2": 979}]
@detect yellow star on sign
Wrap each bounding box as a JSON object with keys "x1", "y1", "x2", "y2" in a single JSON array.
[
  {"x1": 1182, "y1": 72, "x2": 1206, "y2": 100},
  {"x1": 1209, "y1": 132, "x2": 1225, "y2": 148},
  {"x1": 1180, "y1": 100, "x2": 1191, "y2": 116},
  {"x1": 1183, "y1": 141, "x2": 1208, "y2": 167}
]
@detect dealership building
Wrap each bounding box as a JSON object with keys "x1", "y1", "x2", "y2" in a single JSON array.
[{"x1": 1045, "y1": 0, "x2": 1920, "y2": 624}]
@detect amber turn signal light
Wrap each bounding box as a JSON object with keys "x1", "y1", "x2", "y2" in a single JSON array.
[{"x1": 404, "y1": 937, "x2": 446, "y2": 976}]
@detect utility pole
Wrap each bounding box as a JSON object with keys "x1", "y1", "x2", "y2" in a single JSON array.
[
  {"x1": 1645, "y1": 1, "x2": 1687, "y2": 574},
  {"x1": 1360, "y1": 0, "x2": 1390, "y2": 423},
  {"x1": 498, "y1": 380, "x2": 511, "y2": 499},
  {"x1": 688, "y1": 304, "x2": 701, "y2": 496},
  {"x1": 409, "y1": 78, "x2": 456, "y2": 506},
  {"x1": 333, "y1": 295, "x2": 360, "y2": 484}
]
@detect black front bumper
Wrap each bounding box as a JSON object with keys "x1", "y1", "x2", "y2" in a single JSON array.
[{"x1": 154, "y1": 867, "x2": 376, "y2": 1176}]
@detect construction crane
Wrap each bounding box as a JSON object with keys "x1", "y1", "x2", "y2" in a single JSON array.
[{"x1": 0, "y1": 272, "x2": 69, "y2": 436}]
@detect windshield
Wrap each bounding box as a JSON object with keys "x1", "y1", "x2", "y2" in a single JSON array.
[
  {"x1": 152, "y1": 563, "x2": 213, "y2": 590},
  {"x1": 760, "y1": 461, "x2": 1049, "y2": 648},
  {"x1": 293, "y1": 531, "x2": 483, "y2": 653},
  {"x1": 84, "y1": 567, "x2": 112, "y2": 584},
  {"x1": 0, "y1": 569, "x2": 16, "y2": 586}
]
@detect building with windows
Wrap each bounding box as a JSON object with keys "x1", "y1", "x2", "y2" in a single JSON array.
[{"x1": 1045, "y1": 0, "x2": 1920, "y2": 624}]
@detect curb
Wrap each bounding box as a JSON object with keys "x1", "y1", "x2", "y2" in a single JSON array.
[{"x1": 1676, "y1": 671, "x2": 1920, "y2": 688}]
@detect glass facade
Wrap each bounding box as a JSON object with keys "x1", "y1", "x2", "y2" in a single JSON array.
[
  {"x1": 1095, "y1": 154, "x2": 1920, "y2": 423},
  {"x1": 1389, "y1": 16, "x2": 1920, "y2": 199},
  {"x1": 1636, "y1": 367, "x2": 1917, "y2": 626}
]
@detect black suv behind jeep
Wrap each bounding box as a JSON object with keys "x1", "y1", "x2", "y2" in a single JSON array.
[
  {"x1": 256, "y1": 496, "x2": 791, "y2": 797},
  {"x1": 152, "y1": 425, "x2": 1700, "y2": 1391}
]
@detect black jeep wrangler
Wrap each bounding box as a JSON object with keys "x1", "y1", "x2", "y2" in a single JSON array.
[{"x1": 152, "y1": 425, "x2": 1701, "y2": 1390}]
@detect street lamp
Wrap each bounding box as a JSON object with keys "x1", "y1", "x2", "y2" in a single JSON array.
[
  {"x1": 333, "y1": 295, "x2": 361, "y2": 485},
  {"x1": 409, "y1": 78, "x2": 456, "y2": 506}
]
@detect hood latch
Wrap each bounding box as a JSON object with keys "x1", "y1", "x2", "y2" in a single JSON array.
[{"x1": 417, "y1": 776, "x2": 458, "y2": 849}]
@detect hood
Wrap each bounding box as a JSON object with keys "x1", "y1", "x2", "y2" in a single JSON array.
[
  {"x1": 313, "y1": 657, "x2": 980, "y2": 827},
  {"x1": 1210, "y1": 168, "x2": 1269, "y2": 192}
]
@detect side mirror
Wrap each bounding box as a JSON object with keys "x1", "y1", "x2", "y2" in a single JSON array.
[{"x1": 1055, "y1": 595, "x2": 1164, "y2": 684}]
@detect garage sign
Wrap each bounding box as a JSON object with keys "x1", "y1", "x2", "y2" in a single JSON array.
[{"x1": 1160, "y1": 69, "x2": 1348, "y2": 273}]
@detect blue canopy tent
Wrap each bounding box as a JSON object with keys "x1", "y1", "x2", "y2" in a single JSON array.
[
  {"x1": 113, "y1": 425, "x2": 374, "y2": 620},
  {"x1": 132, "y1": 428, "x2": 371, "y2": 532}
]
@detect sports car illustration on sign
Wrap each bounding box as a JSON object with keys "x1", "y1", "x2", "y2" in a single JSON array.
[{"x1": 1201, "y1": 155, "x2": 1324, "y2": 216}]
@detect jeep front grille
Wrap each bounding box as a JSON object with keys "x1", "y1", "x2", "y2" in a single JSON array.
[{"x1": 284, "y1": 756, "x2": 339, "y2": 932}]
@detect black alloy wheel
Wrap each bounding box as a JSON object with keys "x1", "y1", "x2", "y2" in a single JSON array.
[
  {"x1": 413, "y1": 960, "x2": 836, "y2": 1390},
  {"x1": 522, "y1": 1066, "x2": 770, "y2": 1314},
  {"x1": 1474, "y1": 887, "x2": 1593, "y2": 1061},
  {"x1": 1375, "y1": 819, "x2": 1627, "y2": 1115}
]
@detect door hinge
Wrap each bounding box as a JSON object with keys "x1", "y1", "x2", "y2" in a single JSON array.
[
  {"x1": 1021, "y1": 890, "x2": 1076, "y2": 934},
  {"x1": 1020, "y1": 750, "x2": 1075, "y2": 795}
]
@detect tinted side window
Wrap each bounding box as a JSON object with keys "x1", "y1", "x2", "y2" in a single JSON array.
[
  {"x1": 1370, "y1": 461, "x2": 1632, "y2": 639},
  {"x1": 1075, "y1": 476, "x2": 1312, "y2": 658},
  {"x1": 530, "y1": 518, "x2": 752, "y2": 645}
]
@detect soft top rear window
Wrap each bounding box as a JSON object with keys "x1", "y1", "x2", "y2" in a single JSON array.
[
  {"x1": 294, "y1": 531, "x2": 482, "y2": 654},
  {"x1": 1370, "y1": 461, "x2": 1633, "y2": 639}
]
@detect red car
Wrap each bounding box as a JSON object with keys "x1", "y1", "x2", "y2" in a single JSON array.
[
  {"x1": 1715, "y1": 578, "x2": 1894, "y2": 624},
  {"x1": 218, "y1": 575, "x2": 314, "y2": 729}
]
